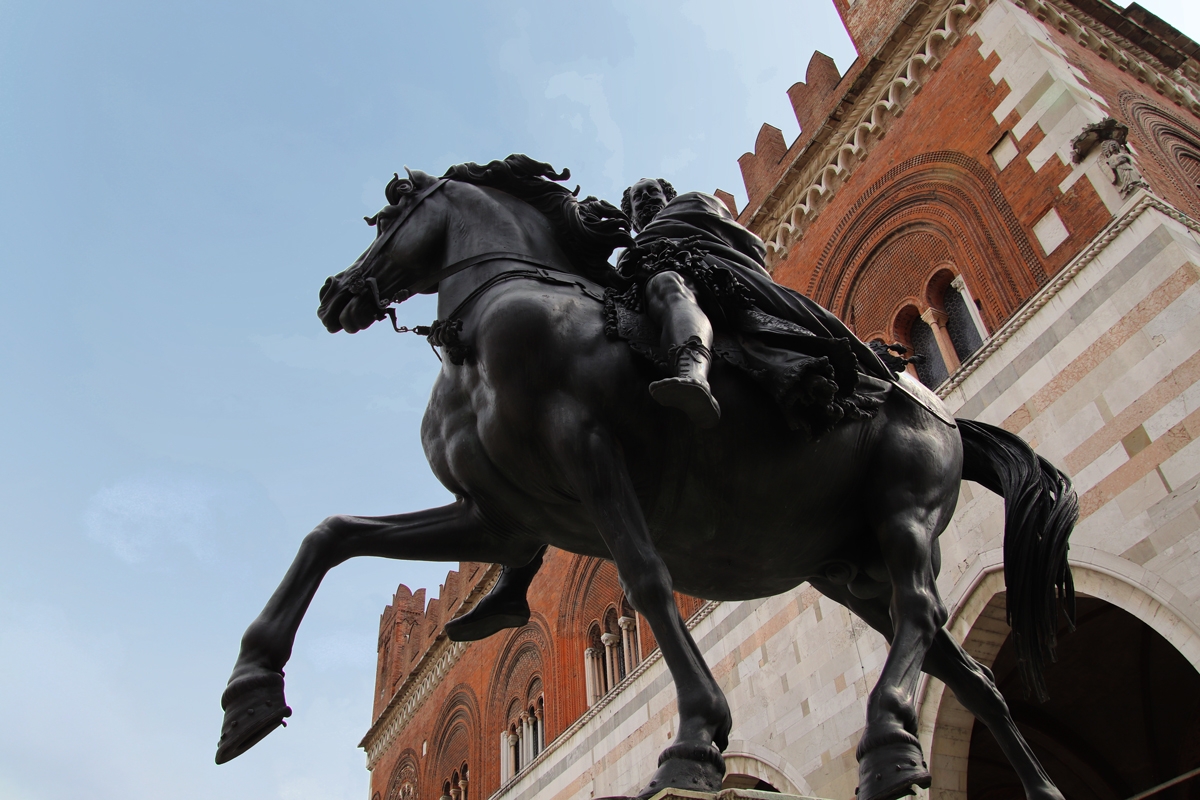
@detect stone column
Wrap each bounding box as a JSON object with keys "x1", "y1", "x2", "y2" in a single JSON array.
[
  {"x1": 450, "y1": 781, "x2": 462, "y2": 800},
  {"x1": 499, "y1": 731, "x2": 510, "y2": 782},
  {"x1": 534, "y1": 704, "x2": 545, "y2": 751},
  {"x1": 601, "y1": 632, "x2": 619, "y2": 688},
  {"x1": 507, "y1": 731, "x2": 520, "y2": 774},
  {"x1": 583, "y1": 647, "x2": 598, "y2": 705},
  {"x1": 618, "y1": 616, "x2": 637, "y2": 674},
  {"x1": 459, "y1": 776, "x2": 468, "y2": 800},
  {"x1": 519, "y1": 712, "x2": 531, "y2": 765},
  {"x1": 920, "y1": 307, "x2": 961, "y2": 373},
  {"x1": 951, "y1": 274, "x2": 989, "y2": 340}
]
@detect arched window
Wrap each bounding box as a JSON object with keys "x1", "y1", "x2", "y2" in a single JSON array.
[
  {"x1": 894, "y1": 304, "x2": 948, "y2": 389},
  {"x1": 584, "y1": 623, "x2": 607, "y2": 705},
  {"x1": 910, "y1": 316, "x2": 948, "y2": 388},
  {"x1": 1120, "y1": 93, "x2": 1200, "y2": 216},
  {"x1": 384, "y1": 753, "x2": 419, "y2": 800},
  {"x1": 603, "y1": 608, "x2": 624, "y2": 686}
]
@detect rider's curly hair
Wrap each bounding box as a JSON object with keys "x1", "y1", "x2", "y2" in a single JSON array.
[
  {"x1": 620, "y1": 179, "x2": 677, "y2": 226},
  {"x1": 443, "y1": 155, "x2": 633, "y2": 282}
]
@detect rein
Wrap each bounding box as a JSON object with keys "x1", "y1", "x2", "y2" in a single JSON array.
[
  {"x1": 345, "y1": 176, "x2": 608, "y2": 362},
  {"x1": 380, "y1": 251, "x2": 609, "y2": 364}
]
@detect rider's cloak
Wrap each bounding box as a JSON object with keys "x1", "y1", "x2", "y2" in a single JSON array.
[{"x1": 616, "y1": 192, "x2": 894, "y2": 435}]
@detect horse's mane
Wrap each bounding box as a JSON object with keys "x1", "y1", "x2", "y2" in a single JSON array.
[{"x1": 442, "y1": 155, "x2": 633, "y2": 285}]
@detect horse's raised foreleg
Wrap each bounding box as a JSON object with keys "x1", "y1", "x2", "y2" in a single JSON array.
[
  {"x1": 216, "y1": 500, "x2": 532, "y2": 764},
  {"x1": 812, "y1": 580, "x2": 1064, "y2": 800},
  {"x1": 569, "y1": 428, "x2": 729, "y2": 799}
]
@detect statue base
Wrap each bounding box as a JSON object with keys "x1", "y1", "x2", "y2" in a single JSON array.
[{"x1": 637, "y1": 788, "x2": 831, "y2": 800}]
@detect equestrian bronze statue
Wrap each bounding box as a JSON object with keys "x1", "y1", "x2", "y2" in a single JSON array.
[{"x1": 217, "y1": 155, "x2": 1077, "y2": 800}]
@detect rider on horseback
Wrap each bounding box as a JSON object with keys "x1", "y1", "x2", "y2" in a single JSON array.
[
  {"x1": 619, "y1": 177, "x2": 895, "y2": 431},
  {"x1": 445, "y1": 176, "x2": 897, "y2": 642}
]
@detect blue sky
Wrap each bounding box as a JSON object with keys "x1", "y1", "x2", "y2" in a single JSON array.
[{"x1": 1, "y1": 2, "x2": 1196, "y2": 799}]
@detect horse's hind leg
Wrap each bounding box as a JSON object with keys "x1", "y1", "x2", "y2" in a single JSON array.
[
  {"x1": 216, "y1": 500, "x2": 532, "y2": 764},
  {"x1": 923, "y1": 631, "x2": 1064, "y2": 799},
  {"x1": 813, "y1": 580, "x2": 1064, "y2": 800},
  {"x1": 855, "y1": 511, "x2": 955, "y2": 798}
]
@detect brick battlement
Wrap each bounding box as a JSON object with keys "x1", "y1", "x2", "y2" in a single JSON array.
[{"x1": 372, "y1": 562, "x2": 492, "y2": 720}]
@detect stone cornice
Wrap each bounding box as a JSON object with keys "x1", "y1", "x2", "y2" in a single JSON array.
[
  {"x1": 750, "y1": 0, "x2": 986, "y2": 268},
  {"x1": 1011, "y1": 0, "x2": 1200, "y2": 114},
  {"x1": 359, "y1": 564, "x2": 503, "y2": 769}
]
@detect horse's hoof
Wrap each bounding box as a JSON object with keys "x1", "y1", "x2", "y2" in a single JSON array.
[
  {"x1": 633, "y1": 742, "x2": 725, "y2": 799},
  {"x1": 855, "y1": 741, "x2": 930, "y2": 800},
  {"x1": 444, "y1": 600, "x2": 530, "y2": 642},
  {"x1": 215, "y1": 670, "x2": 292, "y2": 764},
  {"x1": 649, "y1": 378, "x2": 721, "y2": 429}
]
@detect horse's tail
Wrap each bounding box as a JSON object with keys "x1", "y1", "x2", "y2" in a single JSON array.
[{"x1": 957, "y1": 418, "x2": 1078, "y2": 702}]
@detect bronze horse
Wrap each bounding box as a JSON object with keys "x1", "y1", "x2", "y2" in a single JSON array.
[{"x1": 217, "y1": 157, "x2": 1076, "y2": 800}]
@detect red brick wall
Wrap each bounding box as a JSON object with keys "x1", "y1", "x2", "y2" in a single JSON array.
[
  {"x1": 367, "y1": 550, "x2": 707, "y2": 800},
  {"x1": 770, "y1": 29, "x2": 1115, "y2": 340},
  {"x1": 833, "y1": 0, "x2": 927, "y2": 61}
]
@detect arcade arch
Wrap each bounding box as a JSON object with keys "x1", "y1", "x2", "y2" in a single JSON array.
[{"x1": 919, "y1": 565, "x2": 1200, "y2": 799}]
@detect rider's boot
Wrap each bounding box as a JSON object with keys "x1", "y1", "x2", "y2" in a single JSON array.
[
  {"x1": 444, "y1": 546, "x2": 546, "y2": 642},
  {"x1": 649, "y1": 336, "x2": 721, "y2": 429}
]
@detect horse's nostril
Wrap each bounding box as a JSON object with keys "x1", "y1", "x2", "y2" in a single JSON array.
[{"x1": 319, "y1": 276, "x2": 334, "y2": 302}]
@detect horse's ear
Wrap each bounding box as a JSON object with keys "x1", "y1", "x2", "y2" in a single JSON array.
[{"x1": 404, "y1": 166, "x2": 416, "y2": 181}]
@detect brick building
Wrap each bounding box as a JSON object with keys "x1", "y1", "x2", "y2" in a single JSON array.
[{"x1": 361, "y1": 1, "x2": 1200, "y2": 798}]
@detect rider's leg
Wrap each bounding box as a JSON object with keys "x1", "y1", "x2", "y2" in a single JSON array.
[
  {"x1": 643, "y1": 270, "x2": 720, "y2": 429},
  {"x1": 444, "y1": 545, "x2": 547, "y2": 642}
]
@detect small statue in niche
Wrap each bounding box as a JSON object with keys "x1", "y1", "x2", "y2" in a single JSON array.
[{"x1": 1100, "y1": 138, "x2": 1151, "y2": 198}]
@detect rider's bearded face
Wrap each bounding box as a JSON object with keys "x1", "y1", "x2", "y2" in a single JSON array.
[{"x1": 630, "y1": 178, "x2": 667, "y2": 232}]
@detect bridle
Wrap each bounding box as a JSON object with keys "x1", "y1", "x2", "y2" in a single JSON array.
[
  {"x1": 339, "y1": 176, "x2": 608, "y2": 360},
  {"x1": 341, "y1": 177, "x2": 451, "y2": 322}
]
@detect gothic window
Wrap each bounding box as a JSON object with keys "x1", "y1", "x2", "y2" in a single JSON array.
[
  {"x1": 499, "y1": 679, "x2": 547, "y2": 781},
  {"x1": 603, "y1": 608, "x2": 625, "y2": 686},
  {"x1": 1180, "y1": 150, "x2": 1200, "y2": 192},
  {"x1": 584, "y1": 623, "x2": 607, "y2": 705},
  {"x1": 384, "y1": 753, "x2": 419, "y2": 800},
  {"x1": 894, "y1": 305, "x2": 948, "y2": 389},
  {"x1": 910, "y1": 317, "x2": 947, "y2": 388}
]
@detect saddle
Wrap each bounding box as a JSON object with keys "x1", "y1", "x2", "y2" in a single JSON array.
[{"x1": 603, "y1": 293, "x2": 955, "y2": 431}]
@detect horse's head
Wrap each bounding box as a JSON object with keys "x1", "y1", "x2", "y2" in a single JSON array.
[{"x1": 318, "y1": 168, "x2": 447, "y2": 334}]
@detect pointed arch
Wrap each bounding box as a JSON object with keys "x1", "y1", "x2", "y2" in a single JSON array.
[
  {"x1": 811, "y1": 152, "x2": 1045, "y2": 337},
  {"x1": 1119, "y1": 92, "x2": 1200, "y2": 217}
]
